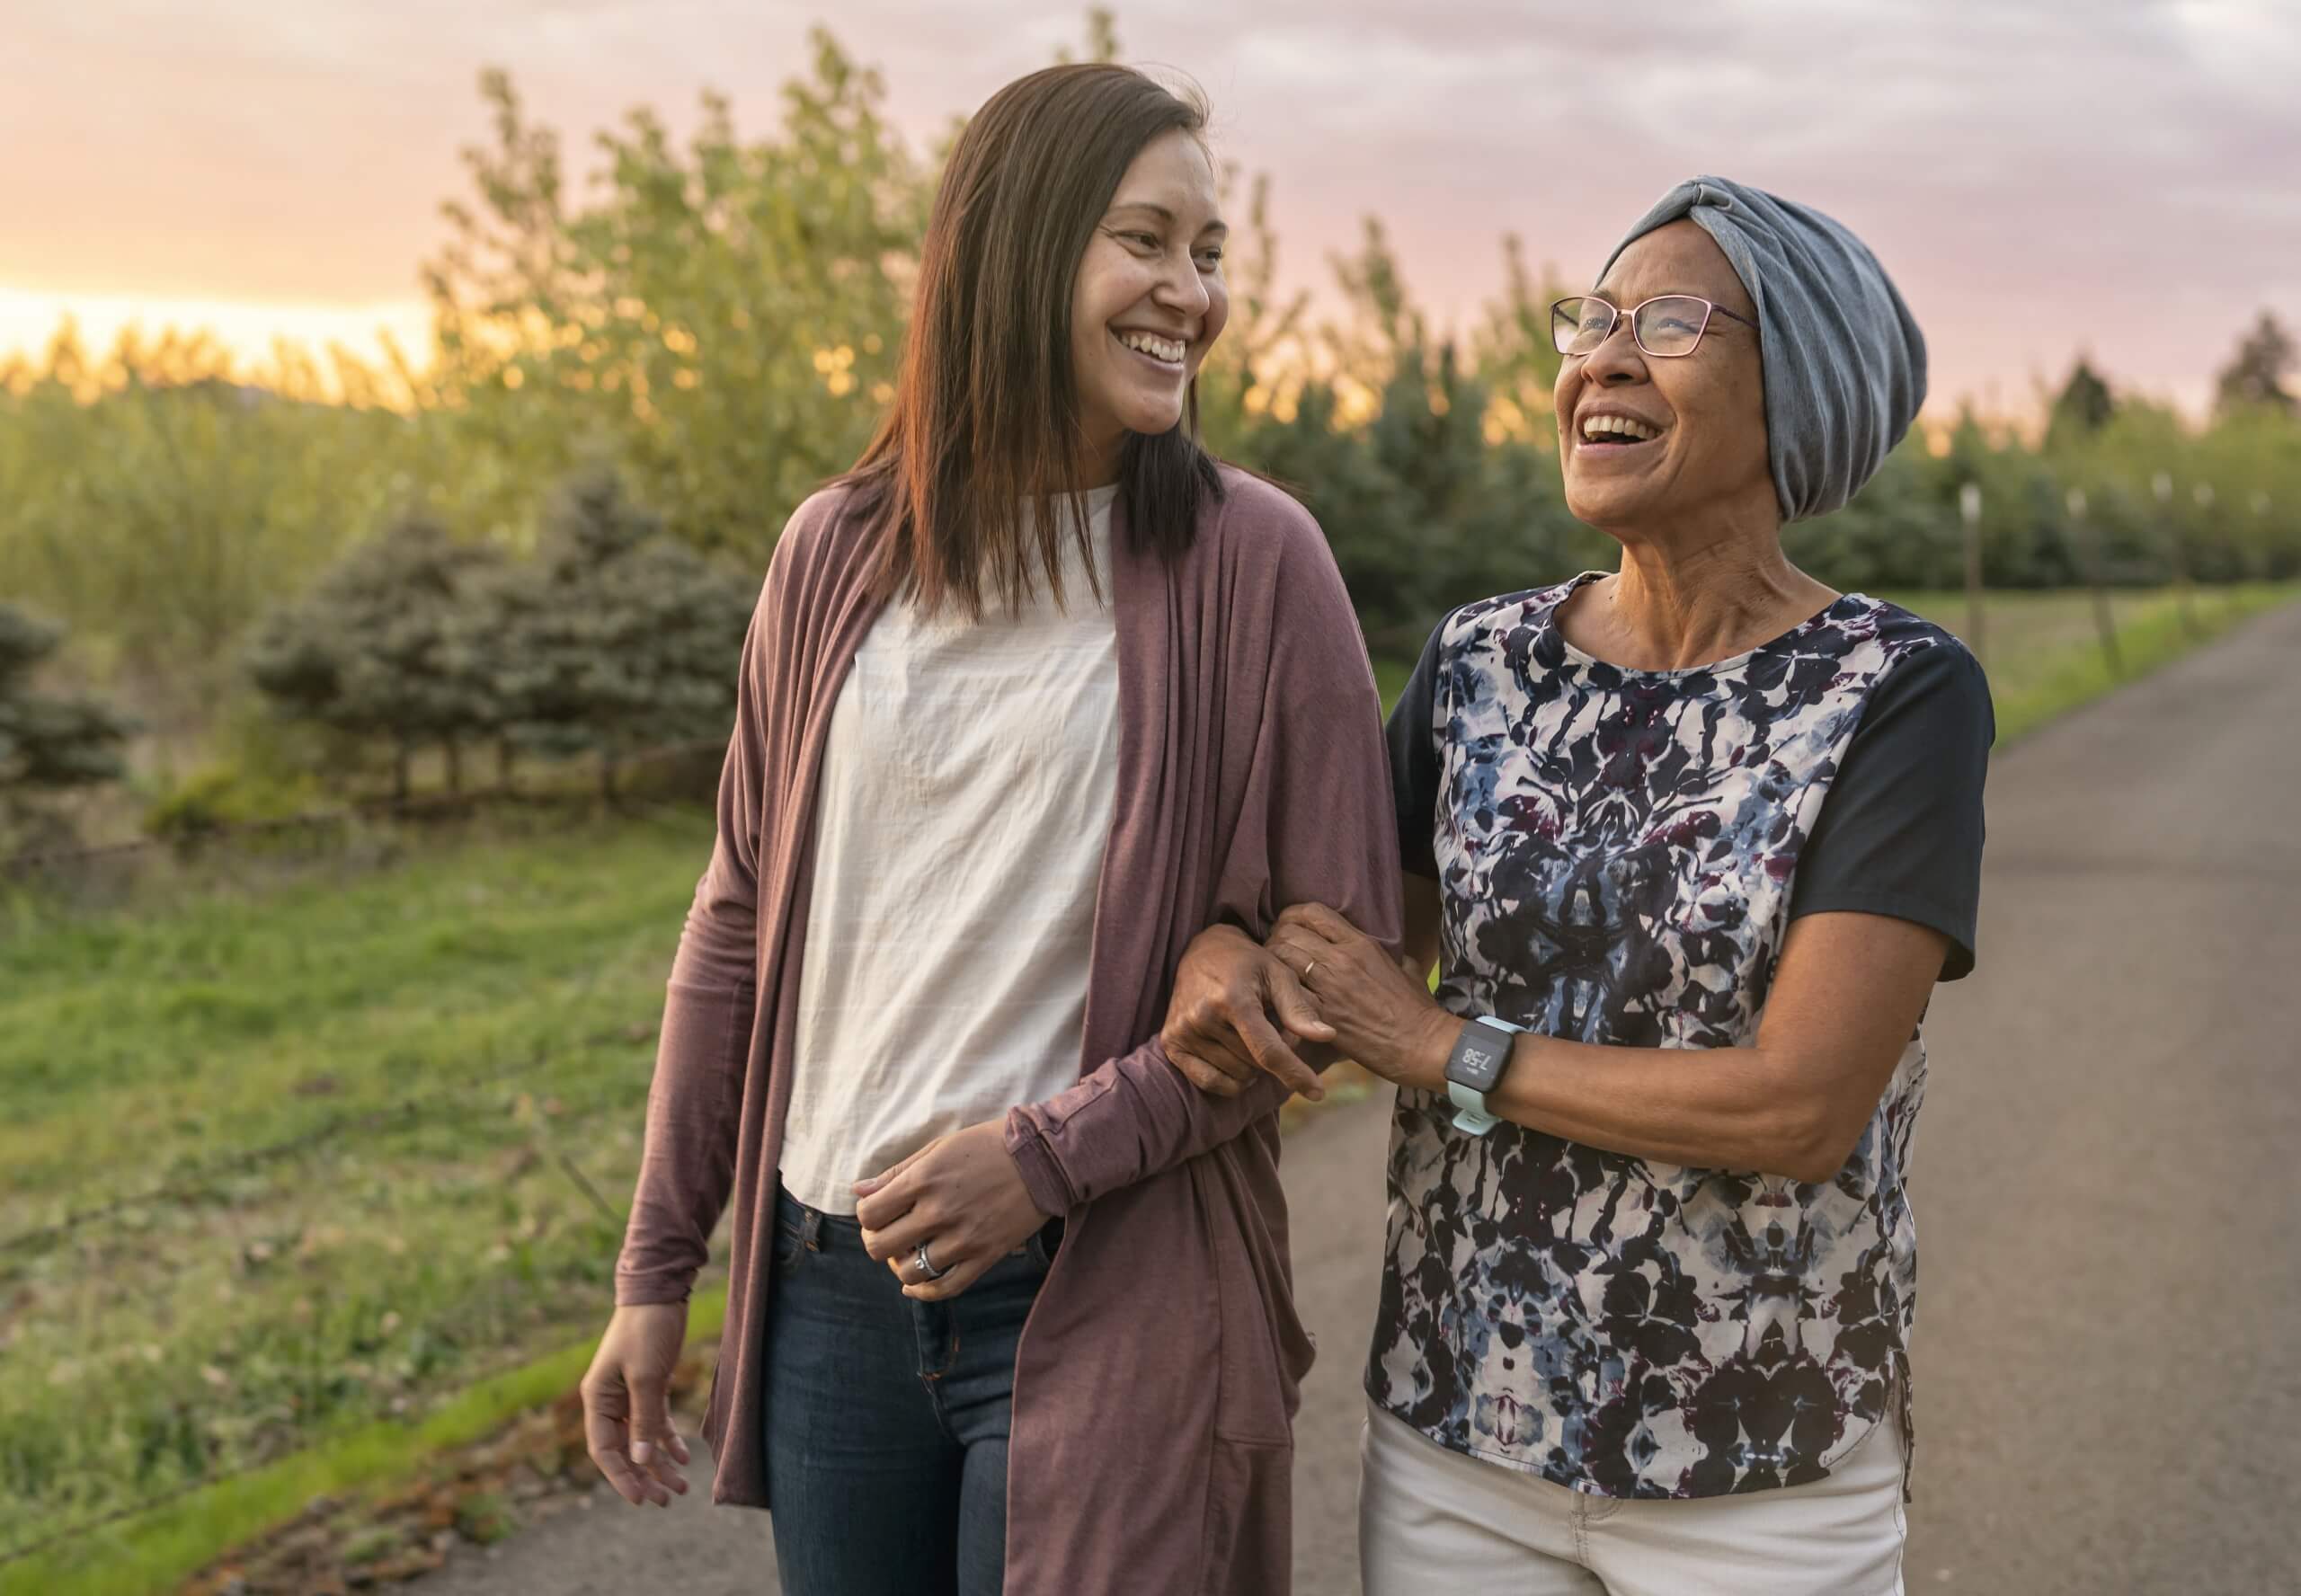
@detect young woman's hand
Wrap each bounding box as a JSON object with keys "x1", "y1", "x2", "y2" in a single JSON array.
[
  {"x1": 1265, "y1": 902, "x2": 1459, "y2": 1091},
  {"x1": 580, "y1": 1301, "x2": 694, "y2": 1507},
  {"x1": 1159, "y1": 923, "x2": 1336, "y2": 1100},
  {"x1": 854, "y1": 1122, "x2": 1052, "y2": 1300}
]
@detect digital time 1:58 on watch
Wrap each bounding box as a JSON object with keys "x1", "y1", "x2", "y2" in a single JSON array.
[{"x1": 1444, "y1": 1015, "x2": 1525, "y2": 1135}]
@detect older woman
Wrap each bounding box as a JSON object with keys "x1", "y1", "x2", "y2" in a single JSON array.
[{"x1": 1164, "y1": 177, "x2": 1990, "y2": 1593}]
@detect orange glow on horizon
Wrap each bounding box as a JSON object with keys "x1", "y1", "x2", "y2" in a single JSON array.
[{"x1": 0, "y1": 285, "x2": 435, "y2": 390}]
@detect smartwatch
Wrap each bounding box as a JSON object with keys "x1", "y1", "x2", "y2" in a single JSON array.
[{"x1": 1444, "y1": 1015, "x2": 1524, "y2": 1135}]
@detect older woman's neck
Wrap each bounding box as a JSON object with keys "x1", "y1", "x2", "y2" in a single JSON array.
[{"x1": 1603, "y1": 528, "x2": 1836, "y2": 671}]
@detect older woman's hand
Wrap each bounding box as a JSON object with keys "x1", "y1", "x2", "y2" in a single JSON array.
[
  {"x1": 1161, "y1": 923, "x2": 1336, "y2": 1101},
  {"x1": 1266, "y1": 903, "x2": 1459, "y2": 1091}
]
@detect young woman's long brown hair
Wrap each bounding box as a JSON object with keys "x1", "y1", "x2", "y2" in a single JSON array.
[{"x1": 845, "y1": 64, "x2": 1224, "y2": 619}]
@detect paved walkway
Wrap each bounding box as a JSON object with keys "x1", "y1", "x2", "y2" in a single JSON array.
[{"x1": 422, "y1": 599, "x2": 2301, "y2": 1594}]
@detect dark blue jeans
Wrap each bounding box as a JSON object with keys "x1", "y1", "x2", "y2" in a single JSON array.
[{"x1": 761, "y1": 1185, "x2": 1058, "y2": 1596}]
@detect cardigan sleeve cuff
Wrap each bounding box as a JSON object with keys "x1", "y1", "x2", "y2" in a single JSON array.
[
  {"x1": 613, "y1": 1268, "x2": 698, "y2": 1308},
  {"x1": 1003, "y1": 1107, "x2": 1080, "y2": 1219}
]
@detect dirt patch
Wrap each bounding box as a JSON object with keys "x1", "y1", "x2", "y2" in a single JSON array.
[{"x1": 175, "y1": 1343, "x2": 718, "y2": 1596}]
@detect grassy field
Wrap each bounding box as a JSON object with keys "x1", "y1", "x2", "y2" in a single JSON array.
[
  {"x1": 0, "y1": 805, "x2": 724, "y2": 1587},
  {"x1": 1877, "y1": 582, "x2": 2293, "y2": 741},
  {"x1": 1, "y1": 582, "x2": 2290, "y2": 1592}
]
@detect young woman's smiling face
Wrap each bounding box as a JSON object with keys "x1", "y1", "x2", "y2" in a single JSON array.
[
  {"x1": 1070, "y1": 129, "x2": 1230, "y2": 477},
  {"x1": 1555, "y1": 219, "x2": 1774, "y2": 537}
]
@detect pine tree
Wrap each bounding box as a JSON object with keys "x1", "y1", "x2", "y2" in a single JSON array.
[
  {"x1": 2214, "y1": 311, "x2": 2297, "y2": 416},
  {"x1": 2047, "y1": 357, "x2": 2117, "y2": 448},
  {"x1": 483, "y1": 466, "x2": 755, "y2": 802},
  {"x1": 246, "y1": 516, "x2": 502, "y2": 800},
  {"x1": 0, "y1": 604, "x2": 134, "y2": 847}
]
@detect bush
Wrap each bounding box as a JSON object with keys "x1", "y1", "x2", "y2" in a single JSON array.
[{"x1": 142, "y1": 762, "x2": 326, "y2": 849}]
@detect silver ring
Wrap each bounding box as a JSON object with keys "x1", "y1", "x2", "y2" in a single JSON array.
[
  {"x1": 1302, "y1": 959, "x2": 1319, "y2": 982},
  {"x1": 913, "y1": 1242, "x2": 948, "y2": 1281}
]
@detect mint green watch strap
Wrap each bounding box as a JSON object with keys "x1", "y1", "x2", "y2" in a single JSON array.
[
  {"x1": 1447, "y1": 1017, "x2": 1524, "y2": 1134},
  {"x1": 1447, "y1": 1078, "x2": 1499, "y2": 1134}
]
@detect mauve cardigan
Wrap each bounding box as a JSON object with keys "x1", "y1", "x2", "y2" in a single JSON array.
[{"x1": 614, "y1": 465, "x2": 1401, "y2": 1593}]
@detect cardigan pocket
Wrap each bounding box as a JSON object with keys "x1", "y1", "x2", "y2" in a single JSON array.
[
  {"x1": 1198, "y1": 1432, "x2": 1293, "y2": 1596},
  {"x1": 1198, "y1": 1142, "x2": 1312, "y2": 1448}
]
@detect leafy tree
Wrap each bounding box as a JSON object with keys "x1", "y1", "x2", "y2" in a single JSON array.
[
  {"x1": 424, "y1": 35, "x2": 928, "y2": 567},
  {"x1": 1055, "y1": 6, "x2": 1123, "y2": 63},
  {"x1": 1468, "y1": 234, "x2": 1570, "y2": 442},
  {"x1": 0, "y1": 604, "x2": 134, "y2": 849},
  {"x1": 1324, "y1": 217, "x2": 1427, "y2": 398},
  {"x1": 1196, "y1": 169, "x2": 1313, "y2": 454}
]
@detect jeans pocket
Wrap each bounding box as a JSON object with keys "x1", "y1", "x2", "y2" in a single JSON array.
[
  {"x1": 771, "y1": 1216, "x2": 808, "y2": 1269},
  {"x1": 1023, "y1": 1217, "x2": 1064, "y2": 1273}
]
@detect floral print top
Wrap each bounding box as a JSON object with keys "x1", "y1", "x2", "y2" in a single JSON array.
[{"x1": 1371, "y1": 573, "x2": 1991, "y2": 1498}]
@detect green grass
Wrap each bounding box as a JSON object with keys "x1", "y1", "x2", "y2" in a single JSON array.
[
  {"x1": 0, "y1": 1290, "x2": 728, "y2": 1596},
  {"x1": 1373, "y1": 656, "x2": 1415, "y2": 713},
  {"x1": 3, "y1": 581, "x2": 2288, "y2": 1595},
  {"x1": 0, "y1": 805, "x2": 724, "y2": 1585},
  {"x1": 1875, "y1": 583, "x2": 2294, "y2": 742}
]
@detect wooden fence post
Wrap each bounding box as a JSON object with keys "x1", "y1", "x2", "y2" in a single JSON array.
[
  {"x1": 2154, "y1": 471, "x2": 2199, "y2": 637},
  {"x1": 1959, "y1": 481, "x2": 1986, "y2": 669},
  {"x1": 2068, "y1": 485, "x2": 2122, "y2": 678}
]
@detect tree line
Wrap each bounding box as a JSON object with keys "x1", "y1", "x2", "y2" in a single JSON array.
[
  {"x1": 2, "y1": 15, "x2": 2297, "y2": 846},
  {"x1": 245, "y1": 466, "x2": 754, "y2": 805}
]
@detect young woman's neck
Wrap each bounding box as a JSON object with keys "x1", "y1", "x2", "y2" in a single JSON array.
[{"x1": 1075, "y1": 420, "x2": 1127, "y2": 492}]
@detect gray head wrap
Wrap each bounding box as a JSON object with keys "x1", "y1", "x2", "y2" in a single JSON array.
[{"x1": 1598, "y1": 176, "x2": 1926, "y2": 523}]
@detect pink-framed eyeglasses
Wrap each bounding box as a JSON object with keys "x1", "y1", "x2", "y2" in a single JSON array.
[{"x1": 1550, "y1": 294, "x2": 1758, "y2": 359}]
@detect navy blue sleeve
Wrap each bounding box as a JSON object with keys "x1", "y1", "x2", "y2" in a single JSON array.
[
  {"x1": 1384, "y1": 617, "x2": 1450, "y2": 881},
  {"x1": 1789, "y1": 638, "x2": 1994, "y2": 980}
]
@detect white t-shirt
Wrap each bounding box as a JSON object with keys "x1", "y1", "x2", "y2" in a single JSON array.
[{"x1": 778, "y1": 485, "x2": 1121, "y2": 1214}]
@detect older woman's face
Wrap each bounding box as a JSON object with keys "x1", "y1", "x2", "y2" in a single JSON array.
[{"x1": 1555, "y1": 220, "x2": 1772, "y2": 535}]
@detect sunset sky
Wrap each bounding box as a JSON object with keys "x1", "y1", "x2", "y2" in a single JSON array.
[{"x1": 5, "y1": 0, "x2": 2297, "y2": 417}]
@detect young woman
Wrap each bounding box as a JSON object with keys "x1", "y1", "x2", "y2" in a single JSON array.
[{"x1": 579, "y1": 64, "x2": 1399, "y2": 1596}]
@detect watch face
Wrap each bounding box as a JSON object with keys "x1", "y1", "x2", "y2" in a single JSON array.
[{"x1": 1448, "y1": 1024, "x2": 1511, "y2": 1093}]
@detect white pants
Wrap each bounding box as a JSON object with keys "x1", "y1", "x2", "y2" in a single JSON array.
[{"x1": 1359, "y1": 1397, "x2": 1907, "y2": 1596}]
